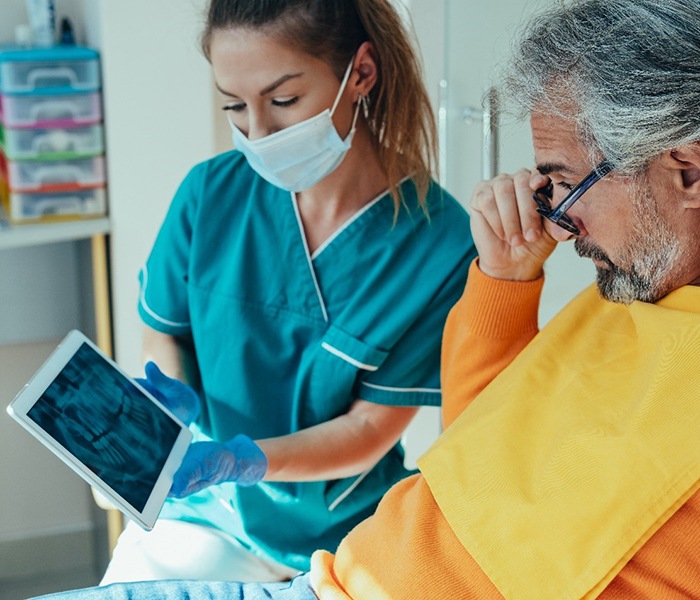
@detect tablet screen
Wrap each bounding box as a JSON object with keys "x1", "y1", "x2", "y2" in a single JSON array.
[{"x1": 26, "y1": 341, "x2": 182, "y2": 512}]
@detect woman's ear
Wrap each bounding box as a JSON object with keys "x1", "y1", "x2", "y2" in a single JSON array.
[
  {"x1": 351, "y1": 41, "x2": 378, "y2": 101},
  {"x1": 665, "y1": 143, "x2": 700, "y2": 207}
]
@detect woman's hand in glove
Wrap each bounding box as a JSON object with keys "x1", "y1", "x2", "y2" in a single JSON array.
[
  {"x1": 136, "y1": 361, "x2": 201, "y2": 426},
  {"x1": 169, "y1": 434, "x2": 268, "y2": 498}
]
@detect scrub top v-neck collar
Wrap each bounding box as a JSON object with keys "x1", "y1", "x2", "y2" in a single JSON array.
[{"x1": 289, "y1": 187, "x2": 391, "y2": 323}]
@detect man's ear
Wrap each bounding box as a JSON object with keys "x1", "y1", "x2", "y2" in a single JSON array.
[
  {"x1": 350, "y1": 41, "x2": 378, "y2": 101},
  {"x1": 664, "y1": 142, "x2": 700, "y2": 207}
]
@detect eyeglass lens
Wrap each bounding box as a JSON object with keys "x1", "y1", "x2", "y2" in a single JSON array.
[{"x1": 532, "y1": 161, "x2": 613, "y2": 236}]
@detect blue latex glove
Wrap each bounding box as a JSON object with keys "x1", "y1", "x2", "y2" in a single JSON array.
[
  {"x1": 169, "y1": 434, "x2": 268, "y2": 498},
  {"x1": 136, "y1": 361, "x2": 201, "y2": 426}
]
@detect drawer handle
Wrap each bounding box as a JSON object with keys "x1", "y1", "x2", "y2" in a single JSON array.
[
  {"x1": 35, "y1": 197, "x2": 84, "y2": 216},
  {"x1": 32, "y1": 165, "x2": 86, "y2": 185},
  {"x1": 30, "y1": 100, "x2": 79, "y2": 121},
  {"x1": 26, "y1": 66, "x2": 79, "y2": 89},
  {"x1": 30, "y1": 130, "x2": 85, "y2": 153}
]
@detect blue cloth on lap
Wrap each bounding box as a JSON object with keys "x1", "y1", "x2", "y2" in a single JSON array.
[{"x1": 31, "y1": 573, "x2": 317, "y2": 600}]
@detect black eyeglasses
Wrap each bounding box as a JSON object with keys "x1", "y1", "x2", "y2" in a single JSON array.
[{"x1": 532, "y1": 160, "x2": 614, "y2": 236}]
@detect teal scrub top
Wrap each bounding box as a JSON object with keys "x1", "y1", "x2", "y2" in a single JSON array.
[{"x1": 138, "y1": 150, "x2": 476, "y2": 570}]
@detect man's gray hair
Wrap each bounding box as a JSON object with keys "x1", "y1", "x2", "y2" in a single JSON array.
[{"x1": 502, "y1": 0, "x2": 700, "y2": 174}]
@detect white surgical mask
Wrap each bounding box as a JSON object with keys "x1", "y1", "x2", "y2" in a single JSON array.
[{"x1": 227, "y1": 58, "x2": 361, "y2": 192}]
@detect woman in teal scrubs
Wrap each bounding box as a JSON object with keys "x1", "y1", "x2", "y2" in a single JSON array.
[{"x1": 102, "y1": 0, "x2": 476, "y2": 584}]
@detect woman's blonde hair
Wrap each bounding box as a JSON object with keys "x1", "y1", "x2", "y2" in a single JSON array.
[{"x1": 201, "y1": 0, "x2": 437, "y2": 215}]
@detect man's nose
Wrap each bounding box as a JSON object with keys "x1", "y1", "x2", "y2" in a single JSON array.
[{"x1": 562, "y1": 201, "x2": 590, "y2": 239}]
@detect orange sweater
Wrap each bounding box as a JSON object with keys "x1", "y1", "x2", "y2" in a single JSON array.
[{"x1": 310, "y1": 261, "x2": 700, "y2": 599}]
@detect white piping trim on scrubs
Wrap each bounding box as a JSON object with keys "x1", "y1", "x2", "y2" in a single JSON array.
[
  {"x1": 328, "y1": 469, "x2": 371, "y2": 512},
  {"x1": 291, "y1": 193, "x2": 329, "y2": 323},
  {"x1": 139, "y1": 265, "x2": 191, "y2": 328},
  {"x1": 311, "y1": 193, "x2": 381, "y2": 260},
  {"x1": 311, "y1": 175, "x2": 412, "y2": 260},
  {"x1": 321, "y1": 342, "x2": 380, "y2": 371},
  {"x1": 362, "y1": 381, "x2": 441, "y2": 394}
]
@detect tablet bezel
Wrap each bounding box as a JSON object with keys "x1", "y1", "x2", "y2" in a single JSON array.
[{"x1": 6, "y1": 329, "x2": 192, "y2": 531}]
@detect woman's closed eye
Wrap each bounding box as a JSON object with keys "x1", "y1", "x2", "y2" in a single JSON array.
[
  {"x1": 222, "y1": 97, "x2": 300, "y2": 113},
  {"x1": 271, "y1": 96, "x2": 299, "y2": 107},
  {"x1": 223, "y1": 102, "x2": 245, "y2": 113}
]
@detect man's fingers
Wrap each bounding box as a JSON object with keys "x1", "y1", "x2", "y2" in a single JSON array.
[
  {"x1": 515, "y1": 169, "x2": 543, "y2": 242},
  {"x1": 471, "y1": 180, "x2": 507, "y2": 241},
  {"x1": 491, "y1": 176, "x2": 521, "y2": 245},
  {"x1": 471, "y1": 170, "x2": 535, "y2": 246}
]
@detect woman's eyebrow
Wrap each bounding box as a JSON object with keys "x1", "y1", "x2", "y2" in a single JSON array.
[
  {"x1": 214, "y1": 73, "x2": 304, "y2": 99},
  {"x1": 215, "y1": 82, "x2": 237, "y2": 97},
  {"x1": 259, "y1": 72, "x2": 304, "y2": 96}
]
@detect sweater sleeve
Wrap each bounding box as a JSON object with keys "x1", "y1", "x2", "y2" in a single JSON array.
[{"x1": 441, "y1": 259, "x2": 544, "y2": 429}]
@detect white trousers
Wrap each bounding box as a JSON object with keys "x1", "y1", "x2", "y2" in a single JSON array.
[{"x1": 101, "y1": 519, "x2": 301, "y2": 585}]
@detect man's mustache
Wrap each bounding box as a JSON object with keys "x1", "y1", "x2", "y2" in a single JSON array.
[{"x1": 574, "y1": 239, "x2": 616, "y2": 269}]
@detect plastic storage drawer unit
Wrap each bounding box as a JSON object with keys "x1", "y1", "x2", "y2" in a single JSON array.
[
  {"x1": 3, "y1": 156, "x2": 105, "y2": 192},
  {"x1": 0, "y1": 92, "x2": 102, "y2": 128},
  {"x1": 7, "y1": 187, "x2": 106, "y2": 222},
  {"x1": 1, "y1": 123, "x2": 104, "y2": 159},
  {"x1": 0, "y1": 46, "x2": 100, "y2": 95}
]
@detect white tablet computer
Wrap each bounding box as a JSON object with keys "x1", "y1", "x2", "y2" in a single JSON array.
[{"x1": 6, "y1": 329, "x2": 192, "y2": 531}]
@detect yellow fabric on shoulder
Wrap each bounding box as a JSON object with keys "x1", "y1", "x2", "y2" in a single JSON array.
[{"x1": 419, "y1": 283, "x2": 700, "y2": 600}]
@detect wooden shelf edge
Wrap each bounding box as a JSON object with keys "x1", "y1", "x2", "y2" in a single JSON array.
[{"x1": 0, "y1": 217, "x2": 111, "y2": 250}]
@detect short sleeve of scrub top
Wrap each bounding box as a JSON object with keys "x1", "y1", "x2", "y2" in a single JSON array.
[{"x1": 138, "y1": 164, "x2": 200, "y2": 337}]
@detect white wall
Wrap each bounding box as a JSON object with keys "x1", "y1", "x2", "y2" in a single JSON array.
[{"x1": 93, "y1": 0, "x2": 216, "y2": 376}]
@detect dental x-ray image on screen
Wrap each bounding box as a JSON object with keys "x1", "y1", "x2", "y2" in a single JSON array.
[
  {"x1": 26, "y1": 342, "x2": 182, "y2": 512},
  {"x1": 7, "y1": 330, "x2": 192, "y2": 530}
]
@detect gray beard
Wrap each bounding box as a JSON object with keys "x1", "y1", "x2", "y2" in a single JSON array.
[{"x1": 574, "y1": 186, "x2": 681, "y2": 304}]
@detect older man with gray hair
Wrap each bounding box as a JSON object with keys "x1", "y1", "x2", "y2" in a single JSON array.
[{"x1": 35, "y1": 0, "x2": 700, "y2": 598}]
